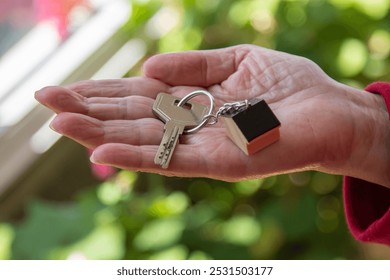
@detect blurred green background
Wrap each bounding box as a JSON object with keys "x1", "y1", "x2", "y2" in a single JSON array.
[{"x1": 1, "y1": 0, "x2": 390, "y2": 260}]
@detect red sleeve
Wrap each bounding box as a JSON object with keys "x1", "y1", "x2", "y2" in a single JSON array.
[{"x1": 344, "y1": 82, "x2": 390, "y2": 246}]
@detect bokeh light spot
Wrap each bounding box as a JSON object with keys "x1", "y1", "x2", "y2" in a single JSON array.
[
  {"x1": 337, "y1": 38, "x2": 367, "y2": 77},
  {"x1": 285, "y1": 5, "x2": 307, "y2": 27},
  {"x1": 134, "y1": 218, "x2": 184, "y2": 250},
  {"x1": 222, "y1": 215, "x2": 261, "y2": 245},
  {"x1": 368, "y1": 29, "x2": 390, "y2": 59}
]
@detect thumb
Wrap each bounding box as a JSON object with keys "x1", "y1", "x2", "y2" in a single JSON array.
[{"x1": 143, "y1": 45, "x2": 246, "y2": 87}]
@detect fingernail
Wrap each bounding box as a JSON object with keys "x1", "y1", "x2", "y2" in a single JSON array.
[
  {"x1": 90, "y1": 152, "x2": 101, "y2": 164},
  {"x1": 34, "y1": 89, "x2": 42, "y2": 100},
  {"x1": 49, "y1": 117, "x2": 59, "y2": 132}
]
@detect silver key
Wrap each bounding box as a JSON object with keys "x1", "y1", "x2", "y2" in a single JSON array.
[{"x1": 153, "y1": 93, "x2": 209, "y2": 168}]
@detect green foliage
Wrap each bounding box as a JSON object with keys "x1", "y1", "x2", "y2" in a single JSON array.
[
  {"x1": 123, "y1": 0, "x2": 390, "y2": 84},
  {"x1": 8, "y1": 170, "x2": 356, "y2": 259},
  {"x1": 10, "y1": 194, "x2": 125, "y2": 260},
  {"x1": 0, "y1": 223, "x2": 13, "y2": 259},
  {"x1": 5, "y1": 0, "x2": 390, "y2": 259}
]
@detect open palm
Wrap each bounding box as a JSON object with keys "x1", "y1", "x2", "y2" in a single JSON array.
[{"x1": 36, "y1": 44, "x2": 365, "y2": 181}]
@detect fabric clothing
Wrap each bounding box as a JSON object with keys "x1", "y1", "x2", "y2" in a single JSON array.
[{"x1": 344, "y1": 82, "x2": 390, "y2": 246}]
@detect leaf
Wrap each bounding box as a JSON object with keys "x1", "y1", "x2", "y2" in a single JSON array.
[
  {"x1": 11, "y1": 199, "x2": 101, "y2": 259},
  {"x1": 133, "y1": 218, "x2": 185, "y2": 251}
]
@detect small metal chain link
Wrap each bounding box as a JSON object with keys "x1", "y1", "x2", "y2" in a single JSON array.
[
  {"x1": 203, "y1": 99, "x2": 250, "y2": 125},
  {"x1": 175, "y1": 89, "x2": 255, "y2": 133}
]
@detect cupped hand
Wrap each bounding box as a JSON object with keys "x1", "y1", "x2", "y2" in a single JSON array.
[{"x1": 35, "y1": 44, "x2": 384, "y2": 182}]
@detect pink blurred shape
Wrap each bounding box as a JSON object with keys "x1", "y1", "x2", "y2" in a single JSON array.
[
  {"x1": 34, "y1": 0, "x2": 89, "y2": 38},
  {"x1": 88, "y1": 149, "x2": 116, "y2": 180}
]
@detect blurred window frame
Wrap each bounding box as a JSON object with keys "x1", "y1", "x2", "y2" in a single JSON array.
[{"x1": 0, "y1": 0, "x2": 146, "y2": 195}]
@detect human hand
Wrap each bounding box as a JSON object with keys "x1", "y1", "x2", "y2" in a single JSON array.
[{"x1": 35, "y1": 44, "x2": 390, "y2": 185}]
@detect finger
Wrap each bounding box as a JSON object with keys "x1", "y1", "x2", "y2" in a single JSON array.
[
  {"x1": 89, "y1": 138, "x2": 250, "y2": 180},
  {"x1": 50, "y1": 112, "x2": 163, "y2": 148},
  {"x1": 66, "y1": 77, "x2": 169, "y2": 98},
  {"x1": 85, "y1": 96, "x2": 155, "y2": 120},
  {"x1": 35, "y1": 86, "x2": 85, "y2": 114},
  {"x1": 86, "y1": 96, "x2": 157, "y2": 120},
  {"x1": 36, "y1": 87, "x2": 156, "y2": 120},
  {"x1": 143, "y1": 45, "x2": 249, "y2": 87},
  {"x1": 90, "y1": 143, "x2": 210, "y2": 178}
]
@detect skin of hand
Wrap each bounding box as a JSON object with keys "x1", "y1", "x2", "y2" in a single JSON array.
[{"x1": 35, "y1": 44, "x2": 390, "y2": 187}]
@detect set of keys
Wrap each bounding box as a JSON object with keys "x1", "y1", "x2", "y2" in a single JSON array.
[{"x1": 153, "y1": 90, "x2": 281, "y2": 169}]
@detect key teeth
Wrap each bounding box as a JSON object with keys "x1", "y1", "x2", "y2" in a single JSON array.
[{"x1": 154, "y1": 144, "x2": 170, "y2": 168}]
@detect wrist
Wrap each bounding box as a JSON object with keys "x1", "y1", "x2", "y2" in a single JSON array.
[{"x1": 322, "y1": 82, "x2": 390, "y2": 187}]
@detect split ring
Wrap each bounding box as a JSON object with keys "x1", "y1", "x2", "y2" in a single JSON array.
[{"x1": 177, "y1": 90, "x2": 215, "y2": 134}]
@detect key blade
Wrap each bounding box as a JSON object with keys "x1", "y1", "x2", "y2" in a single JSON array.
[
  {"x1": 160, "y1": 126, "x2": 180, "y2": 168},
  {"x1": 154, "y1": 122, "x2": 183, "y2": 168}
]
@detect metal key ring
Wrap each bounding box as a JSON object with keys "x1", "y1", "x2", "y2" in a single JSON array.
[{"x1": 177, "y1": 90, "x2": 215, "y2": 134}]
